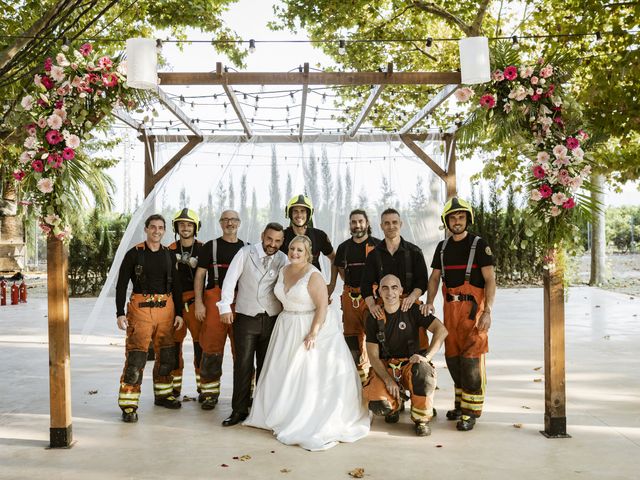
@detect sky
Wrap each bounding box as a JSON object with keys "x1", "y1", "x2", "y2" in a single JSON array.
[{"x1": 106, "y1": 0, "x2": 639, "y2": 216}]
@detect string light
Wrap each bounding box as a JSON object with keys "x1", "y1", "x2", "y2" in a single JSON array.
[
  {"x1": 249, "y1": 39, "x2": 256, "y2": 53},
  {"x1": 595, "y1": 31, "x2": 602, "y2": 41},
  {"x1": 425, "y1": 37, "x2": 433, "y2": 50},
  {"x1": 338, "y1": 39, "x2": 346, "y2": 55},
  {"x1": 511, "y1": 35, "x2": 520, "y2": 49}
]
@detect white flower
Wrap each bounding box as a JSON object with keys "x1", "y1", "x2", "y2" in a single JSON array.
[
  {"x1": 553, "y1": 144, "x2": 568, "y2": 158},
  {"x1": 37, "y1": 178, "x2": 54, "y2": 194},
  {"x1": 20, "y1": 95, "x2": 34, "y2": 111},
  {"x1": 116, "y1": 60, "x2": 128, "y2": 76},
  {"x1": 551, "y1": 192, "x2": 568, "y2": 206},
  {"x1": 56, "y1": 53, "x2": 70, "y2": 66},
  {"x1": 569, "y1": 176, "x2": 583, "y2": 191},
  {"x1": 24, "y1": 136, "x2": 38, "y2": 149},
  {"x1": 550, "y1": 206, "x2": 562, "y2": 217},
  {"x1": 34, "y1": 74, "x2": 43, "y2": 87},
  {"x1": 572, "y1": 147, "x2": 584, "y2": 160},
  {"x1": 537, "y1": 151, "x2": 550, "y2": 163},
  {"x1": 539, "y1": 78, "x2": 546, "y2": 85},
  {"x1": 530, "y1": 189, "x2": 543, "y2": 201},
  {"x1": 47, "y1": 114, "x2": 63, "y2": 130},
  {"x1": 520, "y1": 66, "x2": 534, "y2": 78},
  {"x1": 65, "y1": 134, "x2": 80, "y2": 149},
  {"x1": 50, "y1": 65, "x2": 65, "y2": 82},
  {"x1": 580, "y1": 165, "x2": 592, "y2": 178},
  {"x1": 44, "y1": 213, "x2": 61, "y2": 225},
  {"x1": 454, "y1": 87, "x2": 474, "y2": 102},
  {"x1": 19, "y1": 151, "x2": 31, "y2": 164},
  {"x1": 503, "y1": 102, "x2": 512, "y2": 113},
  {"x1": 508, "y1": 85, "x2": 528, "y2": 101}
]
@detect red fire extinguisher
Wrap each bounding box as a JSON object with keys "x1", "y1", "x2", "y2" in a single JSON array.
[
  {"x1": 19, "y1": 280, "x2": 27, "y2": 303},
  {"x1": 11, "y1": 282, "x2": 19, "y2": 305},
  {"x1": 0, "y1": 279, "x2": 6, "y2": 306}
]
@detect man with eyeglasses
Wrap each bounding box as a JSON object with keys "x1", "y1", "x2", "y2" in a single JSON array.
[{"x1": 193, "y1": 210, "x2": 245, "y2": 410}]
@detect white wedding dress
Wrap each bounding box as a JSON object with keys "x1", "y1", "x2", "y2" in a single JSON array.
[{"x1": 244, "y1": 266, "x2": 370, "y2": 451}]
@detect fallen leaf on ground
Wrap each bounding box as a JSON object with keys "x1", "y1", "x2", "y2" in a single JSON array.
[
  {"x1": 280, "y1": 469, "x2": 291, "y2": 473},
  {"x1": 533, "y1": 366, "x2": 542, "y2": 371},
  {"x1": 221, "y1": 464, "x2": 229, "y2": 468},
  {"x1": 436, "y1": 445, "x2": 443, "y2": 448},
  {"x1": 533, "y1": 378, "x2": 542, "y2": 382},
  {"x1": 182, "y1": 395, "x2": 194, "y2": 402},
  {"x1": 238, "y1": 455, "x2": 251, "y2": 461},
  {"x1": 521, "y1": 406, "x2": 531, "y2": 409},
  {"x1": 513, "y1": 423, "x2": 523, "y2": 428},
  {"x1": 88, "y1": 390, "x2": 98, "y2": 395},
  {"x1": 603, "y1": 335, "x2": 610, "y2": 340},
  {"x1": 348, "y1": 468, "x2": 365, "y2": 478},
  {"x1": 271, "y1": 450, "x2": 275, "y2": 453}
]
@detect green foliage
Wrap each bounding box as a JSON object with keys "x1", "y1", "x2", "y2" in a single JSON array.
[
  {"x1": 68, "y1": 209, "x2": 130, "y2": 296},
  {"x1": 605, "y1": 206, "x2": 640, "y2": 253}
]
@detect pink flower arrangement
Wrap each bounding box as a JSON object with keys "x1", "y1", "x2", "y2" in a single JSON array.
[
  {"x1": 13, "y1": 170, "x2": 26, "y2": 181},
  {"x1": 539, "y1": 185, "x2": 553, "y2": 198},
  {"x1": 503, "y1": 66, "x2": 518, "y2": 80},
  {"x1": 479, "y1": 94, "x2": 496, "y2": 109},
  {"x1": 492, "y1": 70, "x2": 505, "y2": 81},
  {"x1": 31, "y1": 160, "x2": 44, "y2": 172},
  {"x1": 562, "y1": 198, "x2": 576, "y2": 209},
  {"x1": 45, "y1": 129, "x2": 63, "y2": 145},
  {"x1": 566, "y1": 137, "x2": 579, "y2": 150},
  {"x1": 37, "y1": 178, "x2": 54, "y2": 193},
  {"x1": 62, "y1": 148, "x2": 75, "y2": 160},
  {"x1": 79, "y1": 43, "x2": 93, "y2": 56}
]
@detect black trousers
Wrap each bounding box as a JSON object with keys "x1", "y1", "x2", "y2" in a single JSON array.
[{"x1": 231, "y1": 312, "x2": 276, "y2": 414}]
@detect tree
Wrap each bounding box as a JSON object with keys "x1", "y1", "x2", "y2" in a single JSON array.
[
  {"x1": 269, "y1": 145, "x2": 281, "y2": 222},
  {"x1": 215, "y1": 183, "x2": 227, "y2": 218},
  {"x1": 228, "y1": 172, "x2": 235, "y2": 210},
  {"x1": 318, "y1": 146, "x2": 333, "y2": 229},
  {"x1": 303, "y1": 149, "x2": 319, "y2": 207},
  {"x1": 344, "y1": 167, "x2": 353, "y2": 214},
  {"x1": 178, "y1": 187, "x2": 190, "y2": 209},
  {"x1": 249, "y1": 187, "x2": 258, "y2": 242},
  {"x1": 285, "y1": 173, "x2": 293, "y2": 211},
  {"x1": 376, "y1": 177, "x2": 398, "y2": 214}
]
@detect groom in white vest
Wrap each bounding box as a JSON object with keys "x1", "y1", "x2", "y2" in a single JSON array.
[{"x1": 218, "y1": 222, "x2": 288, "y2": 426}]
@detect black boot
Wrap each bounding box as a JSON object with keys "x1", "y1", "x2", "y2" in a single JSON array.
[
  {"x1": 122, "y1": 408, "x2": 138, "y2": 423},
  {"x1": 154, "y1": 395, "x2": 182, "y2": 409}
]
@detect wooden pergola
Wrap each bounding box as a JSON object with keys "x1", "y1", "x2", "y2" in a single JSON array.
[{"x1": 49, "y1": 62, "x2": 568, "y2": 448}]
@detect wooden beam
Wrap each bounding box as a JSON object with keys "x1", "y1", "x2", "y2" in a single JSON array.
[
  {"x1": 399, "y1": 84, "x2": 459, "y2": 134},
  {"x1": 155, "y1": 87, "x2": 203, "y2": 137},
  {"x1": 299, "y1": 63, "x2": 309, "y2": 141},
  {"x1": 541, "y1": 255, "x2": 570, "y2": 438},
  {"x1": 143, "y1": 133, "x2": 155, "y2": 198},
  {"x1": 144, "y1": 132, "x2": 432, "y2": 144},
  {"x1": 158, "y1": 71, "x2": 461, "y2": 86},
  {"x1": 399, "y1": 134, "x2": 446, "y2": 180},
  {"x1": 47, "y1": 237, "x2": 73, "y2": 448},
  {"x1": 222, "y1": 84, "x2": 253, "y2": 138},
  {"x1": 348, "y1": 84, "x2": 385, "y2": 137},
  {"x1": 443, "y1": 133, "x2": 457, "y2": 199},
  {"x1": 150, "y1": 137, "x2": 203, "y2": 189},
  {"x1": 113, "y1": 109, "x2": 142, "y2": 131}
]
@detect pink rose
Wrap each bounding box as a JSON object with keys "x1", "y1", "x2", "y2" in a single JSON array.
[
  {"x1": 12, "y1": 170, "x2": 26, "y2": 181},
  {"x1": 551, "y1": 192, "x2": 568, "y2": 206},
  {"x1": 454, "y1": 87, "x2": 474, "y2": 102},
  {"x1": 539, "y1": 185, "x2": 553, "y2": 198},
  {"x1": 479, "y1": 94, "x2": 496, "y2": 109},
  {"x1": 31, "y1": 160, "x2": 44, "y2": 172},
  {"x1": 98, "y1": 56, "x2": 113, "y2": 70},
  {"x1": 503, "y1": 66, "x2": 518, "y2": 80},
  {"x1": 492, "y1": 70, "x2": 504, "y2": 81},
  {"x1": 562, "y1": 198, "x2": 576, "y2": 209},
  {"x1": 39, "y1": 223, "x2": 52, "y2": 234},
  {"x1": 45, "y1": 130, "x2": 63, "y2": 145},
  {"x1": 553, "y1": 144, "x2": 568, "y2": 158},
  {"x1": 550, "y1": 206, "x2": 562, "y2": 217},
  {"x1": 531, "y1": 94, "x2": 541, "y2": 101},
  {"x1": 530, "y1": 189, "x2": 543, "y2": 201},
  {"x1": 533, "y1": 165, "x2": 546, "y2": 179},
  {"x1": 530, "y1": 76, "x2": 539, "y2": 85},
  {"x1": 50, "y1": 65, "x2": 65, "y2": 82},
  {"x1": 37, "y1": 117, "x2": 47, "y2": 129},
  {"x1": 102, "y1": 72, "x2": 118, "y2": 87},
  {"x1": 25, "y1": 123, "x2": 37, "y2": 135},
  {"x1": 540, "y1": 65, "x2": 554, "y2": 78},
  {"x1": 576, "y1": 129, "x2": 589, "y2": 141},
  {"x1": 519, "y1": 66, "x2": 534, "y2": 78}
]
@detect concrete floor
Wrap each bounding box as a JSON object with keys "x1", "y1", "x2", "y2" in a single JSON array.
[{"x1": 0, "y1": 286, "x2": 639, "y2": 480}]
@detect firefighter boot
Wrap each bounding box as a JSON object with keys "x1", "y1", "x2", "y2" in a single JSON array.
[
  {"x1": 122, "y1": 408, "x2": 138, "y2": 423},
  {"x1": 456, "y1": 415, "x2": 476, "y2": 431},
  {"x1": 201, "y1": 394, "x2": 218, "y2": 410},
  {"x1": 369, "y1": 400, "x2": 393, "y2": 416},
  {"x1": 415, "y1": 421, "x2": 431, "y2": 437},
  {"x1": 447, "y1": 408, "x2": 462, "y2": 420},
  {"x1": 154, "y1": 395, "x2": 182, "y2": 409}
]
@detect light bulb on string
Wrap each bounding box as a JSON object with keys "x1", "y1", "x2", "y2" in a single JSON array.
[
  {"x1": 511, "y1": 35, "x2": 520, "y2": 49},
  {"x1": 322, "y1": 93, "x2": 326, "y2": 104},
  {"x1": 425, "y1": 37, "x2": 433, "y2": 51},
  {"x1": 249, "y1": 39, "x2": 256, "y2": 54},
  {"x1": 338, "y1": 39, "x2": 346, "y2": 55}
]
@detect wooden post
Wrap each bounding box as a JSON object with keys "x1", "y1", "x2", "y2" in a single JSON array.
[
  {"x1": 541, "y1": 250, "x2": 570, "y2": 438},
  {"x1": 444, "y1": 133, "x2": 457, "y2": 198},
  {"x1": 143, "y1": 134, "x2": 155, "y2": 198},
  {"x1": 47, "y1": 236, "x2": 73, "y2": 448}
]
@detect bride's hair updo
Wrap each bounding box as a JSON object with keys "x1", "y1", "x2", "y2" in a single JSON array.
[{"x1": 289, "y1": 235, "x2": 313, "y2": 264}]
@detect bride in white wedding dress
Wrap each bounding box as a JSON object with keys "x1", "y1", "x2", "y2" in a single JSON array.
[{"x1": 244, "y1": 235, "x2": 370, "y2": 451}]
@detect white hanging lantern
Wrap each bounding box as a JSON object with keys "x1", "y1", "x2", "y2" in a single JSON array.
[
  {"x1": 458, "y1": 36, "x2": 491, "y2": 85},
  {"x1": 126, "y1": 38, "x2": 157, "y2": 90}
]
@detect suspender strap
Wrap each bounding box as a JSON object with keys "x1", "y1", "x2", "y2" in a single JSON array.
[
  {"x1": 376, "y1": 312, "x2": 392, "y2": 359},
  {"x1": 212, "y1": 239, "x2": 219, "y2": 286},
  {"x1": 440, "y1": 236, "x2": 450, "y2": 285},
  {"x1": 465, "y1": 236, "x2": 481, "y2": 283},
  {"x1": 404, "y1": 248, "x2": 413, "y2": 291},
  {"x1": 135, "y1": 244, "x2": 147, "y2": 295},
  {"x1": 164, "y1": 247, "x2": 172, "y2": 293}
]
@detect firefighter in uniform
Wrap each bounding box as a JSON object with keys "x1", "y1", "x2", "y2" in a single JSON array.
[
  {"x1": 424, "y1": 198, "x2": 495, "y2": 431},
  {"x1": 360, "y1": 208, "x2": 429, "y2": 318},
  {"x1": 281, "y1": 195, "x2": 336, "y2": 296},
  {"x1": 331, "y1": 209, "x2": 380, "y2": 384},
  {"x1": 168, "y1": 208, "x2": 203, "y2": 399},
  {"x1": 116, "y1": 214, "x2": 184, "y2": 423},
  {"x1": 193, "y1": 210, "x2": 245, "y2": 410},
  {"x1": 364, "y1": 274, "x2": 447, "y2": 436}
]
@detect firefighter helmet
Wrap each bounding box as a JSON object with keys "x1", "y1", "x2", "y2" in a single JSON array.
[
  {"x1": 285, "y1": 194, "x2": 314, "y2": 223},
  {"x1": 172, "y1": 208, "x2": 201, "y2": 235},
  {"x1": 441, "y1": 197, "x2": 474, "y2": 228}
]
